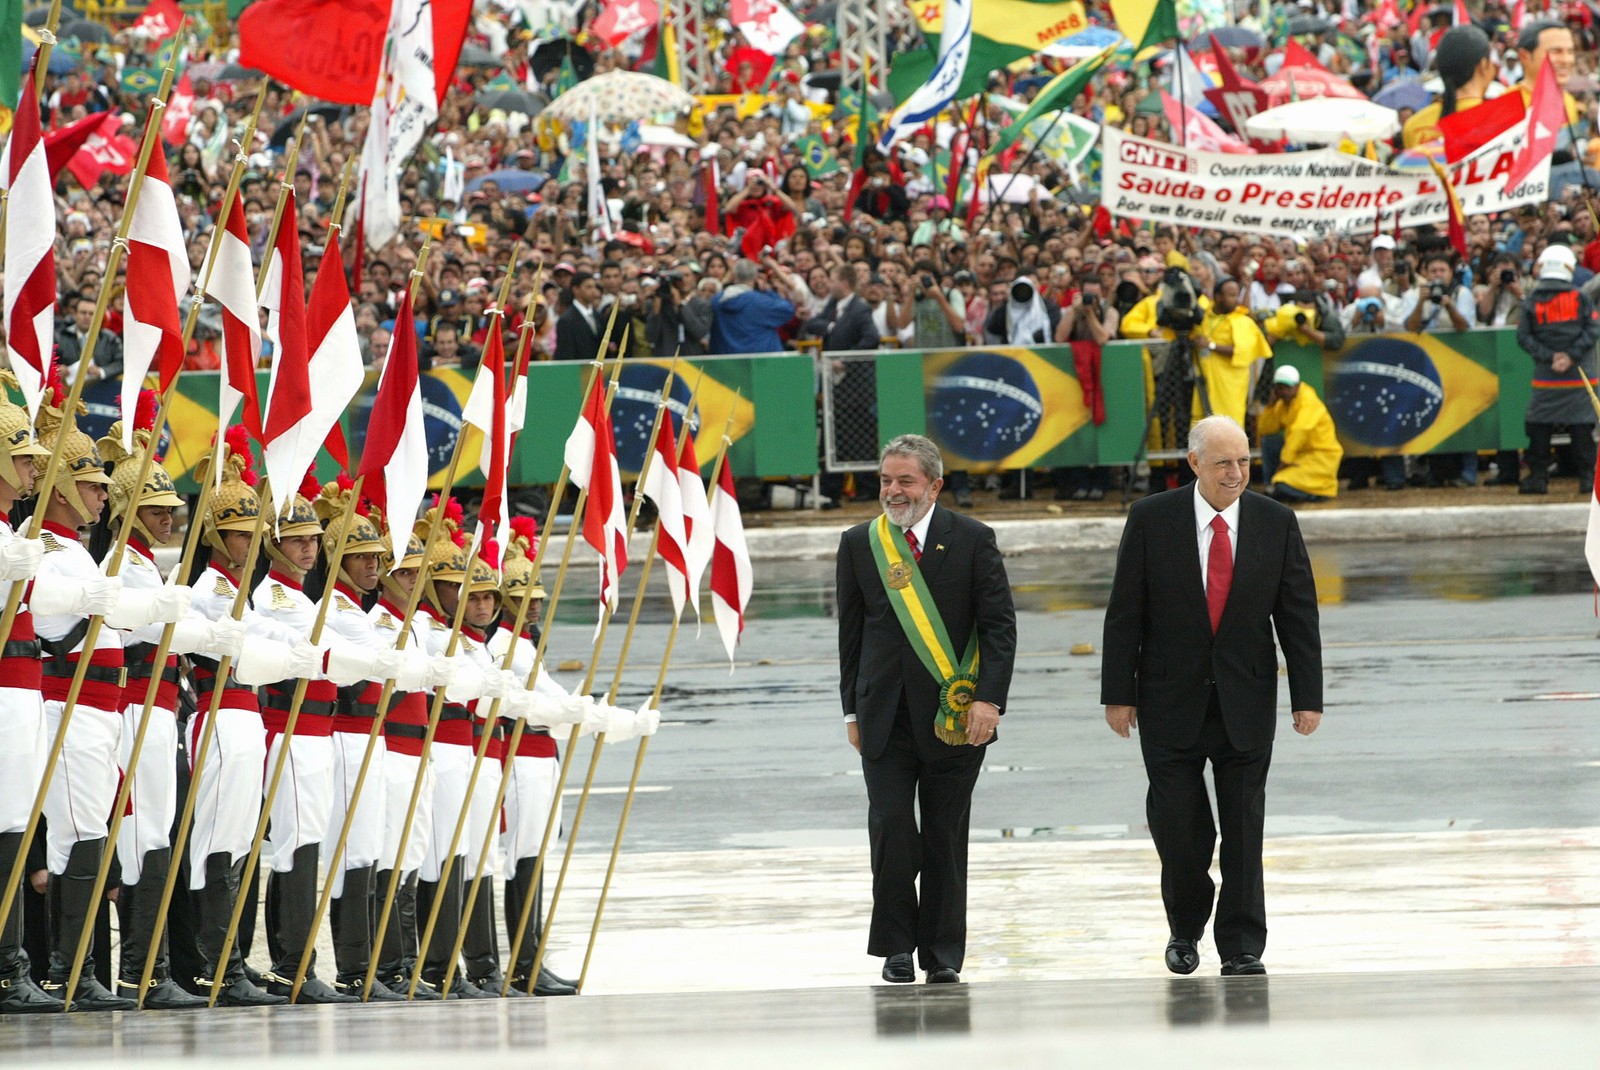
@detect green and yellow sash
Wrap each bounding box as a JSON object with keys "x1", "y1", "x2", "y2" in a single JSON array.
[{"x1": 869, "y1": 514, "x2": 980, "y2": 746}]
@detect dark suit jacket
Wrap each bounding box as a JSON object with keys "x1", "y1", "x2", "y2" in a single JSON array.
[
  {"x1": 1100, "y1": 487, "x2": 1322, "y2": 752},
  {"x1": 805, "y1": 295, "x2": 880, "y2": 352},
  {"x1": 838, "y1": 505, "x2": 1016, "y2": 761},
  {"x1": 54, "y1": 323, "x2": 123, "y2": 379},
  {"x1": 553, "y1": 305, "x2": 603, "y2": 362}
]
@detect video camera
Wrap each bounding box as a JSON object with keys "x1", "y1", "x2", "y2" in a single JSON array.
[{"x1": 1155, "y1": 267, "x2": 1204, "y2": 333}]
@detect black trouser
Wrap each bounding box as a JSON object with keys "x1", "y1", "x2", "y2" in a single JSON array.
[
  {"x1": 1139, "y1": 692, "x2": 1272, "y2": 961},
  {"x1": 1525, "y1": 421, "x2": 1597, "y2": 489},
  {"x1": 860, "y1": 701, "x2": 984, "y2": 972}
]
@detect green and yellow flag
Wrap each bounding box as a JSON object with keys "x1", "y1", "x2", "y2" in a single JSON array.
[
  {"x1": 987, "y1": 42, "x2": 1115, "y2": 158},
  {"x1": 794, "y1": 134, "x2": 841, "y2": 177},
  {"x1": 0, "y1": 0, "x2": 21, "y2": 110},
  {"x1": 897, "y1": 0, "x2": 1091, "y2": 101},
  {"x1": 1108, "y1": 0, "x2": 1180, "y2": 51}
]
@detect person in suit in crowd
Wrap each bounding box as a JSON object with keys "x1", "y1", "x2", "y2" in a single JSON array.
[
  {"x1": 836, "y1": 434, "x2": 1016, "y2": 985},
  {"x1": 805, "y1": 266, "x2": 881, "y2": 353},
  {"x1": 553, "y1": 273, "x2": 611, "y2": 362},
  {"x1": 1101, "y1": 415, "x2": 1323, "y2": 978}
]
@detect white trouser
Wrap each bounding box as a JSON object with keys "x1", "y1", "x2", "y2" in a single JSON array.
[
  {"x1": 326, "y1": 730, "x2": 387, "y2": 897},
  {"x1": 116, "y1": 703, "x2": 178, "y2": 885},
  {"x1": 464, "y1": 757, "x2": 502, "y2": 877},
  {"x1": 261, "y1": 732, "x2": 334, "y2": 874},
  {"x1": 420, "y1": 742, "x2": 473, "y2": 882},
  {"x1": 186, "y1": 707, "x2": 266, "y2": 890},
  {"x1": 41, "y1": 700, "x2": 121, "y2": 875},
  {"x1": 381, "y1": 750, "x2": 433, "y2": 878},
  {"x1": 502, "y1": 754, "x2": 561, "y2": 875},
  {"x1": 0, "y1": 686, "x2": 46, "y2": 834}
]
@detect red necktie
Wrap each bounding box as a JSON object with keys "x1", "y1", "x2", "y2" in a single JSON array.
[
  {"x1": 905, "y1": 530, "x2": 922, "y2": 562},
  {"x1": 1207, "y1": 514, "x2": 1232, "y2": 633}
]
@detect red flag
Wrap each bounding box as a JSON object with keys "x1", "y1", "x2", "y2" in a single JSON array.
[
  {"x1": 1280, "y1": 39, "x2": 1324, "y2": 71},
  {"x1": 1505, "y1": 57, "x2": 1565, "y2": 193},
  {"x1": 1376, "y1": 0, "x2": 1403, "y2": 30},
  {"x1": 64, "y1": 117, "x2": 138, "y2": 190},
  {"x1": 676, "y1": 420, "x2": 712, "y2": 622},
  {"x1": 1510, "y1": 0, "x2": 1527, "y2": 31},
  {"x1": 592, "y1": 0, "x2": 660, "y2": 47},
  {"x1": 358, "y1": 291, "x2": 427, "y2": 552},
  {"x1": 132, "y1": 0, "x2": 185, "y2": 41},
  {"x1": 1204, "y1": 36, "x2": 1271, "y2": 139},
  {"x1": 200, "y1": 192, "x2": 263, "y2": 443},
  {"x1": 1428, "y1": 158, "x2": 1470, "y2": 259},
  {"x1": 239, "y1": 0, "x2": 473, "y2": 107},
  {"x1": 1453, "y1": 0, "x2": 1471, "y2": 24},
  {"x1": 120, "y1": 145, "x2": 188, "y2": 447},
  {"x1": 641, "y1": 413, "x2": 689, "y2": 619},
  {"x1": 1437, "y1": 89, "x2": 1525, "y2": 163},
  {"x1": 461, "y1": 327, "x2": 509, "y2": 552},
  {"x1": 162, "y1": 73, "x2": 195, "y2": 146},
  {"x1": 298, "y1": 222, "x2": 364, "y2": 477},
  {"x1": 260, "y1": 190, "x2": 314, "y2": 517},
  {"x1": 709, "y1": 457, "x2": 751, "y2": 664},
  {"x1": 4, "y1": 65, "x2": 54, "y2": 419},
  {"x1": 42, "y1": 111, "x2": 116, "y2": 180}
]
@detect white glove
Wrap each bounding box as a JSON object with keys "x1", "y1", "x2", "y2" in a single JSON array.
[
  {"x1": 104, "y1": 584, "x2": 191, "y2": 629},
  {"x1": 0, "y1": 538, "x2": 44, "y2": 581},
  {"x1": 577, "y1": 700, "x2": 612, "y2": 738},
  {"x1": 286, "y1": 640, "x2": 322, "y2": 680},
  {"x1": 605, "y1": 704, "x2": 638, "y2": 743},
  {"x1": 323, "y1": 644, "x2": 400, "y2": 687},
  {"x1": 509, "y1": 688, "x2": 564, "y2": 727},
  {"x1": 235, "y1": 638, "x2": 298, "y2": 685},
  {"x1": 420, "y1": 654, "x2": 453, "y2": 690},
  {"x1": 635, "y1": 708, "x2": 662, "y2": 738},
  {"x1": 166, "y1": 616, "x2": 212, "y2": 656},
  {"x1": 393, "y1": 652, "x2": 430, "y2": 692},
  {"x1": 444, "y1": 657, "x2": 489, "y2": 702},
  {"x1": 205, "y1": 617, "x2": 246, "y2": 660},
  {"x1": 31, "y1": 574, "x2": 122, "y2": 617},
  {"x1": 544, "y1": 692, "x2": 592, "y2": 728},
  {"x1": 481, "y1": 669, "x2": 517, "y2": 701}
]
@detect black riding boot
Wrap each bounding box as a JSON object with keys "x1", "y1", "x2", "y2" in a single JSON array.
[
  {"x1": 505, "y1": 856, "x2": 576, "y2": 997},
  {"x1": 376, "y1": 870, "x2": 441, "y2": 1000},
  {"x1": 420, "y1": 868, "x2": 493, "y2": 999},
  {"x1": 0, "y1": 832, "x2": 64, "y2": 1013},
  {"x1": 193, "y1": 851, "x2": 284, "y2": 1007},
  {"x1": 264, "y1": 843, "x2": 355, "y2": 1004},
  {"x1": 331, "y1": 864, "x2": 405, "y2": 1002},
  {"x1": 464, "y1": 878, "x2": 519, "y2": 996},
  {"x1": 44, "y1": 838, "x2": 134, "y2": 1011},
  {"x1": 117, "y1": 849, "x2": 206, "y2": 1009}
]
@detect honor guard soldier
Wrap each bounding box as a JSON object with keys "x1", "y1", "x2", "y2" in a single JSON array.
[
  {"x1": 97, "y1": 400, "x2": 243, "y2": 1010},
  {"x1": 314, "y1": 477, "x2": 443, "y2": 1001},
  {"x1": 32, "y1": 389, "x2": 190, "y2": 1011},
  {"x1": 0, "y1": 386, "x2": 57, "y2": 1014},
  {"x1": 371, "y1": 528, "x2": 446, "y2": 999},
  {"x1": 488, "y1": 518, "x2": 579, "y2": 997},
  {"x1": 185, "y1": 429, "x2": 312, "y2": 1007},
  {"x1": 252, "y1": 473, "x2": 384, "y2": 1005},
  {"x1": 413, "y1": 500, "x2": 514, "y2": 999}
]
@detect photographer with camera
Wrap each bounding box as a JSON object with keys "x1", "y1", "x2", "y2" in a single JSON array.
[
  {"x1": 1402, "y1": 252, "x2": 1477, "y2": 333},
  {"x1": 1475, "y1": 253, "x2": 1527, "y2": 328},
  {"x1": 1342, "y1": 271, "x2": 1402, "y2": 336},
  {"x1": 1052, "y1": 275, "x2": 1121, "y2": 501},
  {"x1": 709, "y1": 258, "x2": 803, "y2": 356},
  {"x1": 645, "y1": 268, "x2": 709, "y2": 357},
  {"x1": 1516, "y1": 244, "x2": 1599, "y2": 495},
  {"x1": 1262, "y1": 290, "x2": 1329, "y2": 349},
  {"x1": 985, "y1": 276, "x2": 1061, "y2": 346},
  {"x1": 909, "y1": 261, "x2": 967, "y2": 349},
  {"x1": 1197, "y1": 278, "x2": 1273, "y2": 426},
  {"x1": 1123, "y1": 267, "x2": 1212, "y2": 486}
]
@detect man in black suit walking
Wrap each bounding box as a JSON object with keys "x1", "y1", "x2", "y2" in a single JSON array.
[
  {"x1": 553, "y1": 272, "x2": 611, "y2": 361},
  {"x1": 837, "y1": 434, "x2": 1016, "y2": 985},
  {"x1": 1101, "y1": 415, "x2": 1322, "y2": 977}
]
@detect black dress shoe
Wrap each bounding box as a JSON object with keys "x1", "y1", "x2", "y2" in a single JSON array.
[
  {"x1": 430, "y1": 974, "x2": 499, "y2": 1000},
  {"x1": 336, "y1": 976, "x2": 409, "y2": 1003},
  {"x1": 124, "y1": 977, "x2": 208, "y2": 1010},
  {"x1": 511, "y1": 967, "x2": 578, "y2": 997},
  {"x1": 881, "y1": 953, "x2": 915, "y2": 984},
  {"x1": 1165, "y1": 937, "x2": 1200, "y2": 975},
  {"x1": 1220, "y1": 954, "x2": 1267, "y2": 976},
  {"x1": 45, "y1": 974, "x2": 136, "y2": 1012},
  {"x1": 268, "y1": 975, "x2": 360, "y2": 1005},
  {"x1": 207, "y1": 975, "x2": 288, "y2": 1007},
  {"x1": 925, "y1": 967, "x2": 961, "y2": 984},
  {"x1": 0, "y1": 974, "x2": 69, "y2": 1013},
  {"x1": 471, "y1": 970, "x2": 528, "y2": 998}
]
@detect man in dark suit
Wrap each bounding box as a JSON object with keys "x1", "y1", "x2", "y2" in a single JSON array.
[
  {"x1": 805, "y1": 266, "x2": 881, "y2": 353},
  {"x1": 552, "y1": 272, "x2": 611, "y2": 361},
  {"x1": 55, "y1": 295, "x2": 123, "y2": 384},
  {"x1": 837, "y1": 434, "x2": 1016, "y2": 985},
  {"x1": 1101, "y1": 415, "x2": 1322, "y2": 978}
]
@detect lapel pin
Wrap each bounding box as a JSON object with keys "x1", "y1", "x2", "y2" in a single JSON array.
[{"x1": 936, "y1": 544, "x2": 945, "y2": 551}]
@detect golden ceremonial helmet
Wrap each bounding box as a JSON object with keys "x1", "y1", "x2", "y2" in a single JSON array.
[
  {"x1": 35, "y1": 377, "x2": 111, "y2": 526},
  {"x1": 265, "y1": 471, "x2": 326, "y2": 577},
  {"x1": 416, "y1": 496, "x2": 468, "y2": 612},
  {"x1": 194, "y1": 425, "x2": 262, "y2": 558},
  {"x1": 501, "y1": 515, "x2": 547, "y2": 602},
  {"x1": 465, "y1": 547, "x2": 501, "y2": 597},
  {"x1": 0, "y1": 372, "x2": 50, "y2": 462},
  {"x1": 98, "y1": 390, "x2": 185, "y2": 546},
  {"x1": 313, "y1": 474, "x2": 387, "y2": 561}
]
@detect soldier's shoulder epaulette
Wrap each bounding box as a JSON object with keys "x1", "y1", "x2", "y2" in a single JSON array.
[
  {"x1": 214, "y1": 574, "x2": 234, "y2": 597},
  {"x1": 269, "y1": 583, "x2": 292, "y2": 609},
  {"x1": 375, "y1": 612, "x2": 398, "y2": 630},
  {"x1": 39, "y1": 531, "x2": 64, "y2": 553},
  {"x1": 335, "y1": 593, "x2": 358, "y2": 613}
]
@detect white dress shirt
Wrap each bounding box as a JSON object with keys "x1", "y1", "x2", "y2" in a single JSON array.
[{"x1": 1193, "y1": 484, "x2": 1240, "y2": 591}]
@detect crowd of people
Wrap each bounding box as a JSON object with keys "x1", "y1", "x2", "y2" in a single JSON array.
[{"x1": 17, "y1": 1, "x2": 1600, "y2": 511}]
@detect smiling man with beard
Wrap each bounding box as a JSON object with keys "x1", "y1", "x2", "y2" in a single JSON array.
[{"x1": 836, "y1": 435, "x2": 1016, "y2": 986}]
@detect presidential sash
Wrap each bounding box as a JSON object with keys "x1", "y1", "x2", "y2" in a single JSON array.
[{"x1": 869, "y1": 514, "x2": 979, "y2": 746}]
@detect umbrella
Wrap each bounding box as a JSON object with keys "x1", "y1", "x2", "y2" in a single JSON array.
[
  {"x1": 61, "y1": 18, "x2": 111, "y2": 44},
  {"x1": 25, "y1": 4, "x2": 78, "y2": 27},
  {"x1": 1189, "y1": 27, "x2": 1265, "y2": 52},
  {"x1": 465, "y1": 169, "x2": 548, "y2": 194},
  {"x1": 529, "y1": 38, "x2": 595, "y2": 83},
  {"x1": 543, "y1": 70, "x2": 695, "y2": 124},
  {"x1": 1042, "y1": 24, "x2": 1123, "y2": 60},
  {"x1": 474, "y1": 88, "x2": 549, "y2": 116},
  {"x1": 457, "y1": 44, "x2": 502, "y2": 69},
  {"x1": 1372, "y1": 81, "x2": 1433, "y2": 111},
  {"x1": 217, "y1": 63, "x2": 264, "y2": 82},
  {"x1": 186, "y1": 61, "x2": 224, "y2": 82},
  {"x1": 1260, "y1": 67, "x2": 1365, "y2": 106},
  {"x1": 1245, "y1": 98, "x2": 1400, "y2": 144},
  {"x1": 981, "y1": 172, "x2": 1048, "y2": 205},
  {"x1": 23, "y1": 40, "x2": 78, "y2": 75},
  {"x1": 269, "y1": 103, "x2": 349, "y2": 148},
  {"x1": 638, "y1": 124, "x2": 697, "y2": 149},
  {"x1": 1286, "y1": 15, "x2": 1334, "y2": 36}
]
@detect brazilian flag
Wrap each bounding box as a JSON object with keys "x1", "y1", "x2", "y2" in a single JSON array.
[
  {"x1": 553, "y1": 54, "x2": 578, "y2": 98},
  {"x1": 794, "y1": 134, "x2": 840, "y2": 177},
  {"x1": 120, "y1": 67, "x2": 162, "y2": 96}
]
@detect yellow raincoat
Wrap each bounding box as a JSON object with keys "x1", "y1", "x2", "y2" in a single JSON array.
[
  {"x1": 1195, "y1": 307, "x2": 1272, "y2": 423},
  {"x1": 1122, "y1": 292, "x2": 1212, "y2": 452},
  {"x1": 1257, "y1": 383, "x2": 1343, "y2": 500}
]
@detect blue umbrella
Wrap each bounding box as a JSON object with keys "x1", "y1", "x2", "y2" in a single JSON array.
[
  {"x1": 1189, "y1": 27, "x2": 1266, "y2": 52},
  {"x1": 24, "y1": 41, "x2": 79, "y2": 75},
  {"x1": 1372, "y1": 81, "x2": 1433, "y2": 111},
  {"x1": 465, "y1": 169, "x2": 549, "y2": 194},
  {"x1": 1057, "y1": 25, "x2": 1122, "y2": 50}
]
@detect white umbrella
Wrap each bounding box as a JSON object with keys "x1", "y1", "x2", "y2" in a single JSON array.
[
  {"x1": 1245, "y1": 97, "x2": 1400, "y2": 144},
  {"x1": 637, "y1": 124, "x2": 698, "y2": 149}
]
